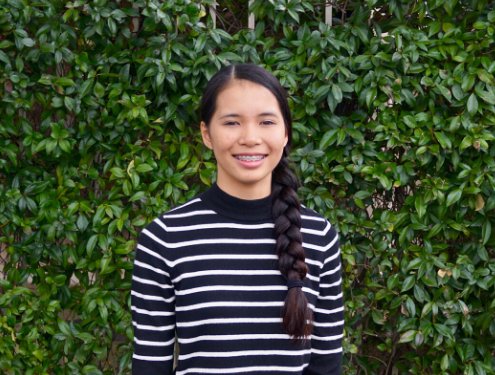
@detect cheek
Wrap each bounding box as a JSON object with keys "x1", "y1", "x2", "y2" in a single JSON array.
[{"x1": 271, "y1": 132, "x2": 286, "y2": 148}]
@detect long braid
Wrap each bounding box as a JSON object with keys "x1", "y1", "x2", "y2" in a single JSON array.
[{"x1": 271, "y1": 147, "x2": 313, "y2": 342}]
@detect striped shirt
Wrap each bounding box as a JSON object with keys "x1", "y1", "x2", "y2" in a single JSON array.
[{"x1": 131, "y1": 182, "x2": 344, "y2": 375}]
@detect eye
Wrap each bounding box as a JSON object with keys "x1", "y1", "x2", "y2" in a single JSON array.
[
  {"x1": 261, "y1": 121, "x2": 275, "y2": 125},
  {"x1": 224, "y1": 121, "x2": 238, "y2": 125}
]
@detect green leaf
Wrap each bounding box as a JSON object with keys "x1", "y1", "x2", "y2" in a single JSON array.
[
  {"x1": 319, "y1": 129, "x2": 338, "y2": 150},
  {"x1": 94, "y1": 82, "x2": 105, "y2": 98},
  {"x1": 67, "y1": 202, "x2": 79, "y2": 216},
  {"x1": 435, "y1": 83, "x2": 452, "y2": 102},
  {"x1": 136, "y1": 164, "x2": 154, "y2": 173},
  {"x1": 55, "y1": 77, "x2": 75, "y2": 86},
  {"x1": 79, "y1": 79, "x2": 94, "y2": 98},
  {"x1": 434, "y1": 132, "x2": 452, "y2": 149},
  {"x1": 387, "y1": 274, "x2": 399, "y2": 290},
  {"x1": 467, "y1": 93, "x2": 478, "y2": 117},
  {"x1": 130, "y1": 191, "x2": 146, "y2": 201},
  {"x1": 434, "y1": 323, "x2": 453, "y2": 339},
  {"x1": 428, "y1": 21, "x2": 441, "y2": 37},
  {"x1": 482, "y1": 219, "x2": 491, "y2": 246},
  {"x1": 86, "y1": 234, "x2": 98, "y2": 256},
  {"x1": 446, "y1": 188, "x2": 463, "y2": 206},
  {"x1": 398, "y1": 330, "x2": 416, "y2": 343},
  {"x1": 24, "y1": 181, "x2": 50, "y2": 195},
  {"x1": 372, "y1": 309, "x2": 385, "y2": 325},
  {"x1": 401, "y1": 275, "x2": 415, "y2": 292},
  {"x1": 332, "y1": 84, "x2": 343, "y2": 103},
  {"x1": 58, "y1": 318, "x2": 72, "y2": 336}
]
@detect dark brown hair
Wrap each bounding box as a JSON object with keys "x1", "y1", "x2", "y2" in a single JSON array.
[{"x1": 199, "y1": 63, "x2": 313, "y2": 342}]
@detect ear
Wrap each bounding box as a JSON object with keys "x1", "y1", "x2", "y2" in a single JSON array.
[
  {"x1": 200, "y1": 121, "x2": 213, "y2": 150},
  {"x1": 284, "y1": 128, "x2": 289, "y2": 148}
]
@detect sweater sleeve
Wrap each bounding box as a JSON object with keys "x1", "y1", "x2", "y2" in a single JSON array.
[
  {"x1": 304, "y1": 223, "x2": 345, "y2": 375},
  {"x1": 131, "y1": 225, "x2": 176, "y2": 374}
]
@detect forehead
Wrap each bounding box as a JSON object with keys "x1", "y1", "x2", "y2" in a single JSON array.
[{"x1": 214, "y1": 80, "x2": 281, "y2": 117}]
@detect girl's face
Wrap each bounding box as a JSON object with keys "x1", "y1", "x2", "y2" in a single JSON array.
[{"x1": 200, "y1": 79, "x2": 288, "y2": 199}]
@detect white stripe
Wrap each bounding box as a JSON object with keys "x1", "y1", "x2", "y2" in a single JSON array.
[
  {"x1": 311, "y1": 347, "x2": 343, "y2": 355},
  {"x1": 134, "y1": 336, "x2": 175, "y2": 346},
  {"x1": 320, "y1": 277, "x2": 342, "y2": 288},
  {"x1": 132, "y1": 275, "x2": 173, "y2": 289},
  {"x1": 134, "y1": 258, "x2": 170, "y2": 277},
  {"x1": 318, "y1": 292, "x2": 343, "y2": 300},
  {"x1": 168, "y1": 254, "x2": 279, "y2": 267},
  {"x1": 155, "y1": 219, "x2": 330, "y2": 236},
  {"x1": 305, "y1": 273, "x2": 318, "y2": 282},
  {"x1": 311, "y1": 333, "x2": 344, "y2": 341},
  {"x1": 323, "y1": 246, "x2": 341, "y2": 264},
  {"x1": 144, "y1": 228, "x2": 276, "y2": 249},
  {"x1": 303, "y1": 287, "x2": 318, "y2": 296},
  {"x1": 136, "y1": 245, "x2": 171, "y2": 269},
  {"x1": 176, "y1": 285, "x2": 288, "y2": 296},
  {"x1": 155, "y1": 220, "x2": 275, "y2": 232},
  {"x1": 179, "y1": 349, "x2": 312, "y2": 360},
  {"x1": 174, "y1": 284, "x2": 319, "y2": 297},
  {"x1": 176, "y1": 301, "x2": 284, "y2": 312},
  {"x1": 177, "y1": 364, "x2": 308, "y2": 375},
  {"x1": 303, "y1": 234, "x2": 339, "y2": 252},
  {"x1": 132, "y1": 321, "x2": 175, "y2": 331},
  {"x1": 178, "y1": 333, "x2": 292, "y2": 344},
  {"x1": 314, "y1": 306, "x2": 345, "y2": 314},
  {"x1": 136, "y1": 245, "x2": 322, "y2": 286},
  {"x1": 301, "y1": 220, "x2": 331, "y2": 236},
  {"x1": 139, "y1": 250, "x2": 322, "y2": 270},
  {"x1": 162, "y1": 210, "x2": 216, "y2": 219},
  {"x1": 133, "y1": 353, "x2": 174, "y2": 361},
  {"x1": 145, "y1": 228, "x2": 337, "y2": 252},
  {"x1": 313, "y1": 319, "x2": 345, "y2": 327},
  {"x1": 171, "y1": 269, "x2": 321, "y2": 285},
  {"x1": 301, "y1": 214, "x2": 326, "y2": 222},
  {"x1": 320, "y1": 263, "x2": 341, "y2": 277},
  {"x1": 131, "y1": 306, "x2": 175, "y2": 316},
  {"x1": 177, "y1": 317, "x2": 282, "y2": 327},
  {"x1": 305, "y1": 258, "x2": 323, "y2": 267},
  {"x1": 172, "y1": 269, "x2": 281, "y2": 283},
  {"x1": 167, "y1": 198, "x2": 202, "y2": 212},
  {"x1": 131, "y1": 290, "x2": 175, "y2": 303}
]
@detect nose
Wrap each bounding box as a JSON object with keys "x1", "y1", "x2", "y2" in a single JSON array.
[{"x1": 239, "y1": 121, "x2": 262, "y2": 146}]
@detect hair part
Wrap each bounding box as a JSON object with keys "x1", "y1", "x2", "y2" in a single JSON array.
[{"x1": 200, "y1": 63, "x2": 313, "y2": 342}]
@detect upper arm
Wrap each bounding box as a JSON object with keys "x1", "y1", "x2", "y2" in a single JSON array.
[
  {"x1": 131, "y1": 223, "x2": 177, "y2": 374},
  {"x1": 305, "y1": 223, "x2": 345, "y2": 375}
]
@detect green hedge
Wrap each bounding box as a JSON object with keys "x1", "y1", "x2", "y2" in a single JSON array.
[{"x1": 1, "y1": 0, "x2": 495, "y2": 374}]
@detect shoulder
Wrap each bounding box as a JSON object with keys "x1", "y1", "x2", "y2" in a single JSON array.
[
  {"x1": 300, "y1": 204, "x2": 337, "y2": 235},
  {"x1": 299, "y1": 204, "x2": 340, "y2": 258},
  {"x1": 140, "y1": 193, "x2": 210, "y2": 243}
]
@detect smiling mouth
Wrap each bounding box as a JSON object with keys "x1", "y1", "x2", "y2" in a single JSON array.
[{"x1": 233, "y1": 155, "x2": 268, "y2": 161}]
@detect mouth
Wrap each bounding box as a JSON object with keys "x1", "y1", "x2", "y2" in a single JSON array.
[{"x1": 233, "y1": 154, "x2": 268, "y2": 162}]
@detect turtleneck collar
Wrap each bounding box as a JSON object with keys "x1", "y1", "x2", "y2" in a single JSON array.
[{"x1": 198, "y1": 182, "x2": 273, "y2": 222}]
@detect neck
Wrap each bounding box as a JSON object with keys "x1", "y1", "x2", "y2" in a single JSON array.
[
  {"x1": 216, "y1": 171, "x2": 272, "y2": 200},
  {"x1": 199, "y1": 181, "x2": 273, "y2": 222}
]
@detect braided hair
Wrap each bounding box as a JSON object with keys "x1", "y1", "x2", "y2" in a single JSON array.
[
  {"x1": 272, "y1": 147, "x2": 313, "y2": 342},
  {"x1": 200, "y1": 63, "x2": 313, "y2": 342}
]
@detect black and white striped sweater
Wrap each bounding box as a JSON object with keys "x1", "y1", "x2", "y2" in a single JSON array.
[{"x1": 130, "y1": 182, "x2": 344, "y2": 375}]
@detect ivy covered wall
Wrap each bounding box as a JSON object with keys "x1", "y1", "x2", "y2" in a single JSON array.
[{"x1": 0, "y1": 0, "x2": 495, "y2": 374}]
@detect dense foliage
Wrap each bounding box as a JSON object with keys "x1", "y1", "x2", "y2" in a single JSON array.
[{"x1": 1, "y1": 0, "x2": 495, "y2": 374}]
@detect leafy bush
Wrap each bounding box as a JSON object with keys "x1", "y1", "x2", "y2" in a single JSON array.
[{"x1": 0, "y1": 0, "x2": 494, "y2": 374}]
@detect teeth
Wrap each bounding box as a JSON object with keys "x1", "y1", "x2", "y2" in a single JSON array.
[{"x1": 235, "y1": 155, "x2": 266, "y2": 161}]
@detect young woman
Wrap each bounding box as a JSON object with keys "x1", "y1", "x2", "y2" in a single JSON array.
[{"x1": 130, "y1": 63, "x2": 344, "y2": 375}]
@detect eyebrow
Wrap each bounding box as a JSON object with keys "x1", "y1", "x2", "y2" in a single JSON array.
[{"x1": 218, "y1": 112, "x2": 279, "y2": 119}]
